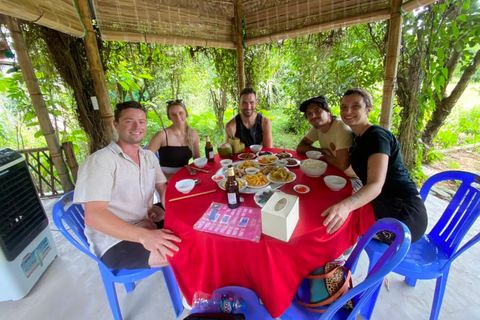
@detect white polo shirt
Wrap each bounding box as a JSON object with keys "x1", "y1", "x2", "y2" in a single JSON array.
[{"x1": 74, "y1": 142, "x2": 167, "y2": 257}]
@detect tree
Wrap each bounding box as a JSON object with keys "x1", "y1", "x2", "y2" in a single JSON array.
[{"x1": 397, "y1": 0, "x2": 480, "y2": 170}]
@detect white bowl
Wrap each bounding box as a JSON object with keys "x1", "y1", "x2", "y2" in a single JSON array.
[
  {"x1": 276, "y1": 159, "x2": 287, "y2": 168},
  {"x1": 324, "y1": 175, "x2": 347, "y2": 191},
  {"x1": 306, "y1": 150, "x2": 322, "y2": 160},
  {"x1": 300, "y1": 159, "x2": 327, "y2": 177},
  {"x1": 220, "y1": 159, "x2": 233, "y2": 170},
  {"x1": 175, "y1": 179, "x2": 196, "y2": 194},
  {"x1": 193, "y1": 157, "x2": 208, "y2": 168},
  {"x1": 245, "y1": 167, "x2": 260, "y2": 175},
  {"x1": 250, "y1": 144, "x2": 262, "y2": 153}
]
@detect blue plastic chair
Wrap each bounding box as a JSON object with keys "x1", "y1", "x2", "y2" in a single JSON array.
[
  {"x1": 281, "y1": 218, "x2": 412, "y2": 320},
  {"x1": 188, "y1": 286, "x2": 274, "y2": 319},
  {"x1": 52, "y1": 191, "x2": 183, "y2": 320},
  {"x1": 364, "y1": 171, "x2": 480, "y2": 320}
]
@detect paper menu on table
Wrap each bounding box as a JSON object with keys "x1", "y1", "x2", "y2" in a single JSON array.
[{"x1": 193, "y1": 202, "x2": 262, "y2": 242}]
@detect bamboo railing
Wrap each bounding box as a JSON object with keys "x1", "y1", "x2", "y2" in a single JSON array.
[{"x1": 16, "y1": 142, "x2": 78, "y2": 198}]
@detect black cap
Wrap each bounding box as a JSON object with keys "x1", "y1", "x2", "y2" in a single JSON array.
[{"x1": 299, "y1": 95, "x2": 328, "y2": 113}]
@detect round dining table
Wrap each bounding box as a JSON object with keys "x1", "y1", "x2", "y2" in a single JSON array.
[{"x1": 165, "y1": 148, "x2": 375, "y2": 318}]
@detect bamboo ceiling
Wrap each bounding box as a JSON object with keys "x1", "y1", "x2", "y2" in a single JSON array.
[{"x1": 0, "y1": 0, "x2": 435, "y2": 49}]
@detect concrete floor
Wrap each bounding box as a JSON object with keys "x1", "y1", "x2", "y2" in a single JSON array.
[{"x1": 0, "y1": 195, "x2": 479, "y2": 320}]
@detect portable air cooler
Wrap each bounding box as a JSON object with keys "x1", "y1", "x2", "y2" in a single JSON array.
[{"x1": 0, "y1": 148, "x2": 57, "y2": 301}]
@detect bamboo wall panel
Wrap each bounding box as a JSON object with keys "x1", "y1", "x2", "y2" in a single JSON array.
[
  {"x1": 0, "y1": 0, "x2": 84, "y2": 37},
  {"x1": 4, "y1": 0, "x2": 433, "y2": 48}
]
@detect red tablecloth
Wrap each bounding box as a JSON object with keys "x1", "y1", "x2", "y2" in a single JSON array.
[{"x1": 165, "y1": 149, "x2": 375, "y2": 318}]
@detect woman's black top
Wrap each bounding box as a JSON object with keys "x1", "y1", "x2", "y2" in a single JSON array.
[{"x1": 158, "y1": 129, "x2": 192, "y2": 168}]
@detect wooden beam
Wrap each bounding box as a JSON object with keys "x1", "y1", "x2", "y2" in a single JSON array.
[
  {"x1": 6, "y1": 16, "x2": 74, "y2": 192},
  {"x1": 234, "y1": 0, "x2": 245, "y2": 93},
  {"x1": 77, "y1": 0, "x2": 115, "y2": 143},
  {"x1": 101, "y1": 30, "x2": 236, "y2": 49},
  {"x1": 380, "y1": 0, "x2": 403, "y2": 129},
  {"x1": 401, "y1": 0, "x2": 437, "y2": 13},
  {"x1": 246, "y1": 9, "x2": 390, "y2": 46}
]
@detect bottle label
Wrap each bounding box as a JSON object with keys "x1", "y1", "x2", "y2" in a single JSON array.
[
  {"x1": 208, "y1": 151, "x2": 214, "y2": 159},
  {"x1": 227, "y1": 193, "x2": 237, "y2": 204}
]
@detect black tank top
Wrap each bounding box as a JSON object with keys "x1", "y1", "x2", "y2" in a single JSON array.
[
  {"x1": 158, "y1": 129, "x2": 192, "y2": 168},
  {"x1": 234, "y1": 114, "x2": 263, "y2": 147}
]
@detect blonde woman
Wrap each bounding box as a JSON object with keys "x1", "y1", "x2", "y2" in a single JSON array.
[{"x1": 148, "y1": 100, "x2": 200, "y2": 180}]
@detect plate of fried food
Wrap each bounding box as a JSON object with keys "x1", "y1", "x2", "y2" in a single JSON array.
[
  {"x1": 245, "y1": 173, "x2": 270, "y2": 189},
  {"x1": 218, "y1": 177, "x2": 247, "y2": 191},
  {"x1": 238, "y1": 152, "x2": 256, "y2": 160},
  {"x1": 267, "y1": 167, "x2": 296, "y2": 184},
  {"x1": 257, "y1": 155, "x2": 278, "y2": 165},
  {"x1": 275, "y1": 151, "x2": 293, "y2": 159},
  {"x1": 236, "y1": 160, "x2": 259, "y2": 170}
]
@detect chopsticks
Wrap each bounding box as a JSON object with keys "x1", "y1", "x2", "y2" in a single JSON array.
[
  {"x1": 185, "y1": 165, "x2": 210, "y2": 173},
  {"x1": 169, "y1": 189, "x2": 217, "y2": 202}
]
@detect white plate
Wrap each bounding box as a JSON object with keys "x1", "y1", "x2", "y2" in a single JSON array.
[
  {"x1": 246, "y1": 180, "x2": 270, "y2": 189},
  {"x1": 285, "y1": 158, "x2": 300, "y2": 167},
  {"x1": 294, "y1": 184, "x2": 310, "y2": 194},
  {"x1": 218, "y1": 178, "x2": 247, "y2": 191},
  {"x1": 236, "y1": 160, "x2": 260, "y2": 170},
  {"x1": 254, "y1": 188, "x2": 275, "y2": 207},
  {"x1": 237, "y1": 152, "x2": 257, "y2": 160},
  {"x1": 275, "y1": 151, "x2": 293, "y2": 159},
  {"x1": 215, "y1": 164, "x2": 283, "y2": 194},
  {"x1": 257, "y1": 155, "x2": 278, "y2": 166},
  {"x1": 256, "y1": 151, "x2": 273, "y2": 157},
  {"x1": 267, "y1": 170, "x2": 296, "y2": 184}
]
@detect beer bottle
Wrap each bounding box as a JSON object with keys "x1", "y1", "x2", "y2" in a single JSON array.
[
  {"x1": 205, "y1": 136, "x2": 214, "y2": 162},
  {"x1": 226, "y1": 165, "x2": 240, "y2": 209}
]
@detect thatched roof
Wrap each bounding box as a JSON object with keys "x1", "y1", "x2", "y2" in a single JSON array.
[{"x1": 0, "y1": 0, "x2": 435, "y2": 48}]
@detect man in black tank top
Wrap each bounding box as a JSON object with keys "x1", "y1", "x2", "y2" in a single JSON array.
[{"x1": 225, "y1": 88, "x2": 273, "y2": 148}]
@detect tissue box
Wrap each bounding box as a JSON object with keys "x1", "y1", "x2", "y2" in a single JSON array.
[{"x1": 261, "y1": 192, "x2": 299, "y2": 242}]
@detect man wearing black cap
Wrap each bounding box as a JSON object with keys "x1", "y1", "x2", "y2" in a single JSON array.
[{"x1": 296, "y1": 95, "x2": 354, "y2": 173}]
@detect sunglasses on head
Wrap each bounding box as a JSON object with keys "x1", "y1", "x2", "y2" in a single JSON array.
[{"x1": 166, "y1": 99, "x2": 183, "y2": 105}]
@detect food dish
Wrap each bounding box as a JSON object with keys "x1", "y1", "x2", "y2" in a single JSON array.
[
  {"x1": 254, "y1": 188, "x2": 275, "y2": 207},
  {"x1": 267, "y1": 170, "x2": 296, "y2": 184},
  {"x1": 218, "y1": 177, "x2": 247, "y2": 191},
  {"x1": 214, "y1": 163, "x2": 284, "y2": 194},
  {"x1": 294, "y1": 184, "x2": 310, "y2": 194},
  {"x1": 285, "y1": 158, "x2": 300, "y2": 167},
  {"x1": 257, "y1": 155, "x2": 278, "y2": 165},
  {"x1": 236, "y1": 160, "x2": 259, "y2": 170},
  {"x1": 275, "y1": 151, "x2": 293, "y2": 159},
  {"x1": 238, "y1": 152, "x2": 256, "y2": 160},
  {"x1": 300, "y1": 159, "x2": 327, "y2": 177},
  {"x1": 245, "y1": 173, "x2": 270, "y2": 188},
  {"x1": 211, "y1": 174, "x2": 225, "y2": 182},
  {"x1": 257, "y1": 151, "x2": 273, "y2": 157}
]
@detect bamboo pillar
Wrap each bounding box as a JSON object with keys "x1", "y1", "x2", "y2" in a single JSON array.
[
  {"x1": 6, "y1": 16, "x2": 74, "y2": 192},
  {"x1": 380, "y1": 0, "x2": 403, "y2": 129},
  {"x1": 234, "y1": 0, "x2": 245, "y2": 93},
  {"x1": 77, "y1": 0, "x2": 115, "y2": 142}
]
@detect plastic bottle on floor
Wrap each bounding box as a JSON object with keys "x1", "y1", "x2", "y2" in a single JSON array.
[{"x1": 192, "y1": 291, "x2": 246, "y2": 313}]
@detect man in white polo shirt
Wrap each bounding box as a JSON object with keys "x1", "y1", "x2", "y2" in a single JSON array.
[{"x1": 74, "y1": 101, "x2": 181, "y2": 269}]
